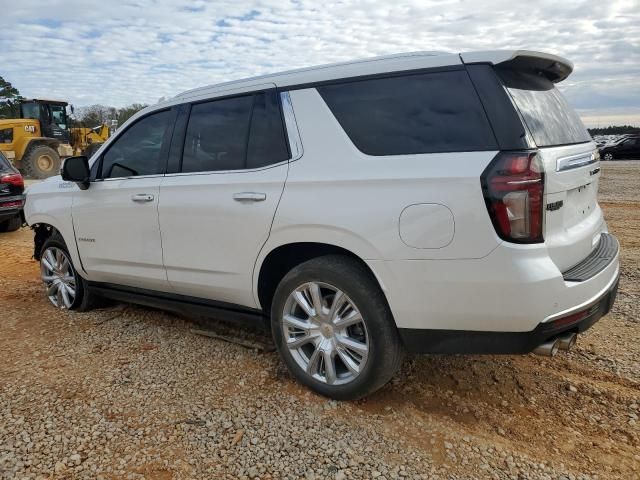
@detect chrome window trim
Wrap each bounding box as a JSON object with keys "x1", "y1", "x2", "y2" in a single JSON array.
[
  {"x1": 94, "y1": 92, "x2": 301, "y2": 180},
  {"x1": 98, "y1": 174, "x2": 166, "y2": 182},
  {"x1": 162, "y1": 160, "x2": 289, "y2": 178},
  {"x1": 556, "y1": 150, "x2": 598, "y2": 172},
  {"x1": 280, "y1": 91, "x2": 303, "y2": 161}
]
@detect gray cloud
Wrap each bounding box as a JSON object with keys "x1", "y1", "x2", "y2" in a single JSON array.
[{"x1": 1, "y1": 0, "x2": 638, "y2": 124}]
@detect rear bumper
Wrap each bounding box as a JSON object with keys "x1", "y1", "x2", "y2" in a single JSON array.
[
  {"x1": 0, "y1": 211, "x2": 21, "y2": 223},
  {"x1": 0, "y1": 195, "x2": 24, "y2": 223},
  {"x1": 398, "y1": 273, "x2": 618, "y2": 354},
  {"x1": 367, "y1": 232, "x2": 620, "y2": 353}
]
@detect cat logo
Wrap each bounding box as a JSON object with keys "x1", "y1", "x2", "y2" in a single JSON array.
[{"x1": 24, "y1": 125, "x2": 36, "y2": 133}]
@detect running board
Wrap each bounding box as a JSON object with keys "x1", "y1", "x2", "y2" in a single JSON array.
[{"x1": 88, "y1": 282, "x2": 268, "y2": 330}]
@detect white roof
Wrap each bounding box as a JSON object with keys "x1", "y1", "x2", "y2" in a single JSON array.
[{"x1": 171, "y1": 49, "x2": 572, "y2": 104}]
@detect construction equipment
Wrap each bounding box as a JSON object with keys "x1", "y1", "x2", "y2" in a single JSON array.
[
  {"x1": 69, "y1": 123, "x2": 110, "y2": 157},
  {"x1": 0, "y1": 99, "x2": 73, "y2": 178},
  {"x1": 0, "y1": 99, "x2": 111, "y2": 179}
]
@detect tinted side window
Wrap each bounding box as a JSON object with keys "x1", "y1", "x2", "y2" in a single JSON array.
[
  {"x1": 101, "y1": 110, "x2": 172, "y2": 178},
  {"x1": 182, "y1": 95, "x2": 253, "y2": 173},
  {"x1": 247, "y1": 91, "x2": 289, "y2": 169},
  {"x1": 318, "y1": 70, "x2": 497, "y2": 156}
]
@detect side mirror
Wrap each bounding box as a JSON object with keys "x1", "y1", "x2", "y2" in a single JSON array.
[{"x1": 61, "y1": 156, "x2": 90, "y2": 190}]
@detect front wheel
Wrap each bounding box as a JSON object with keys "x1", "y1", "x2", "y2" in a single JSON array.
[
  {"x1": 271, "y1": 255, "x2": 403, "y2": 400},
  {"x1": 603, "y1": 152, "x2": 614, "y2": 161},
  {"x1": 39, "y1": 234, "x2": 97, "y2": 310}
]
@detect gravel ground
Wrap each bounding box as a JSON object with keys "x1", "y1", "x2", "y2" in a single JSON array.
[{"x1": 1, "y1": 161, "x2": 639, "y2": 479}]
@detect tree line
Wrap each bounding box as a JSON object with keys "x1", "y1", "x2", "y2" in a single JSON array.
[
  {"x1": 0, "y1": 75, "x2": 147, "y2": 127},
  {"x1": 587, "y1": 126, "x2": 640, "y2": 136},
  {"x1": 73, "y1": 103, "x2": 148, "y2": 128}
]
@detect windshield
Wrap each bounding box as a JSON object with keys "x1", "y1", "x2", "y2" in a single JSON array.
[
  {"x1": 497, "y1": 68, "x2": 591, "y2": 147},
  {"x1": 21, "y1": 102, "x2": 39, "y2": 120}
]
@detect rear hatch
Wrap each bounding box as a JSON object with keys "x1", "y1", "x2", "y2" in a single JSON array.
[{"x1": 495, "y1": 60, "x2": 604, "y2": 272}]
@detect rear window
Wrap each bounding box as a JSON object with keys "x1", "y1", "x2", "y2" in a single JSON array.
[
  {"x1": 497, "y1": 68, "x2": 591, "y2": 147},
  {"x1": 317, "y1": 70, "x2": 497, "y2": 156},
  {"x1": 0, "y1": 152, "x2": 11, "y2": 171}
]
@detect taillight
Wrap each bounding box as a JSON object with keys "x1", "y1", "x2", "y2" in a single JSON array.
[
  {"x1": 481, "y1": 151, "x2": 544, "y2": 243},
  {"x1": 0, "y1": 173, "x2": 24, "y2": 188}
]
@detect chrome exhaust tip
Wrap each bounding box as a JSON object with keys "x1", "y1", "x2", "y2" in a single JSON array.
[
  {"x1": 533, "y1": 338, "x2": 560, "y2": 357},
  {"x1": 557, "y1": 332, "x2": 577, "y2": 351}
]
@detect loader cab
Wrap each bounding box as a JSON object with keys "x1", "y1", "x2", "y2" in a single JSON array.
[{"x1": 19, "y1": 99, "x2": 70, "y2": 143}]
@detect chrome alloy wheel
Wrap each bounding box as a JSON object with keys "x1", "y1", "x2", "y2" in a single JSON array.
[
  {"x1": 40, "y1": 247, "x2": 76, "y2": 309},
  {"x1": 603, "y1": 152, "x2": 613, "y2": 161},
  {"x1": 282, "y1": 282, "x2": 369, "y2": 385}
]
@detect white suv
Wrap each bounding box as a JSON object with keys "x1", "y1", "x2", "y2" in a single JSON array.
[{"x1": 25, "y1": 50, "x2": 620, "y2": 399}]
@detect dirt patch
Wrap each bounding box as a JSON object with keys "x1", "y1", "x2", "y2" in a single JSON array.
[{"x1": 0, "y1": 161, "x2": 639, "y2": 479}]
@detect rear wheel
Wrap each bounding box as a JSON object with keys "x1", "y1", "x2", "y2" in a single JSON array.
[
  {"x1": 39, "y1": 234, "x2": 97, "y2": 311},
  {"x1": 0, "y1": 215, "x2": 22, "y2": 232},
  {"x1": 22, "y1": 145, "x2": 61, "y2": 179},
  {"x1": 271, "y1": 255, "x2": 403, "y2": 400}
]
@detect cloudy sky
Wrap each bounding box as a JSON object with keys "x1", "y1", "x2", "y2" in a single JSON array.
[{"x1": 1, "y1": 0, "x2": 638, "y2": 127}]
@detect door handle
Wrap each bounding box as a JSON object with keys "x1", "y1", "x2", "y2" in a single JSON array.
[
  {"x1": 233, "y1": 192, "x2": 266, "y2": 202},
  {"x1": 131, "y1": 193, "x2": 154, "y2": 203}
]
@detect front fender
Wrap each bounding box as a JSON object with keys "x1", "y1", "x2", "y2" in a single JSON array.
[{"x1": 25, "y1": 183, "x2": 85, "y2": 277}]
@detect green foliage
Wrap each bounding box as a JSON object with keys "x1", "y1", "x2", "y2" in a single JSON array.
[
  {"x1": 0, "y1": 75, "x2": 23, "y2": 118},
  {"x1": 117, "y1": 103, "x2": 147, "y2": 125},
  {"x1": 74, "y1": 103, "x2": 147, "y2": 127},
  {"x1": 74, "y1": 104, "x2": 117, "y2": 127},
  {"x1": 588, "y1": 125, "x2": 640, "y2": 136}
]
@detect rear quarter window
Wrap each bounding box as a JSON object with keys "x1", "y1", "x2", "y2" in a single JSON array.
[
  {"x1": 317, "y1": 70, "x2": 497, "y2": 156},
  {"x1": 497, "y1": 68, "x2": 591, "y2": 147}
]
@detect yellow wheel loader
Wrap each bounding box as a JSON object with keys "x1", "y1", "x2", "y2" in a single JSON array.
[
  {"x1": 0, "y1": 99, "x2": 73, "y2": 178},
  {"x1": 69, "y1": 123, "x2": 110, "y2": 157},
  {"x1": 0, "y1": 99, "x2": 110, "y2": 178}
]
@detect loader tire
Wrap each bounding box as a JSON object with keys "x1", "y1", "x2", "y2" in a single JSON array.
[
  {"x1": 22, "y1": 144, "x2": 61, "y2": 179},
  {"x1": 83, "y1": 142, "x2": 103, "y2": 158}
]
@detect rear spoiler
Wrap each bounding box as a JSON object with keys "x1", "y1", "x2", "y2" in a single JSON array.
[{"x1": 460, "y1": 50, "x2": 573, "y2": 83}]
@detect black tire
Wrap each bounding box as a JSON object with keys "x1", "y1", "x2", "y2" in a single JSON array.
[
  {"x1": 22, "y1": 144, "x2": 61, "y2": 179},
  {"x1": 40, "y1": 233, "x2": 98, "y2": 311},
  {"x1": 271, "y1": 255, "x2": 404, "y2": 400},
  {"x1": 0, "y1": 215, "x2": 22, "y2": 232}
]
